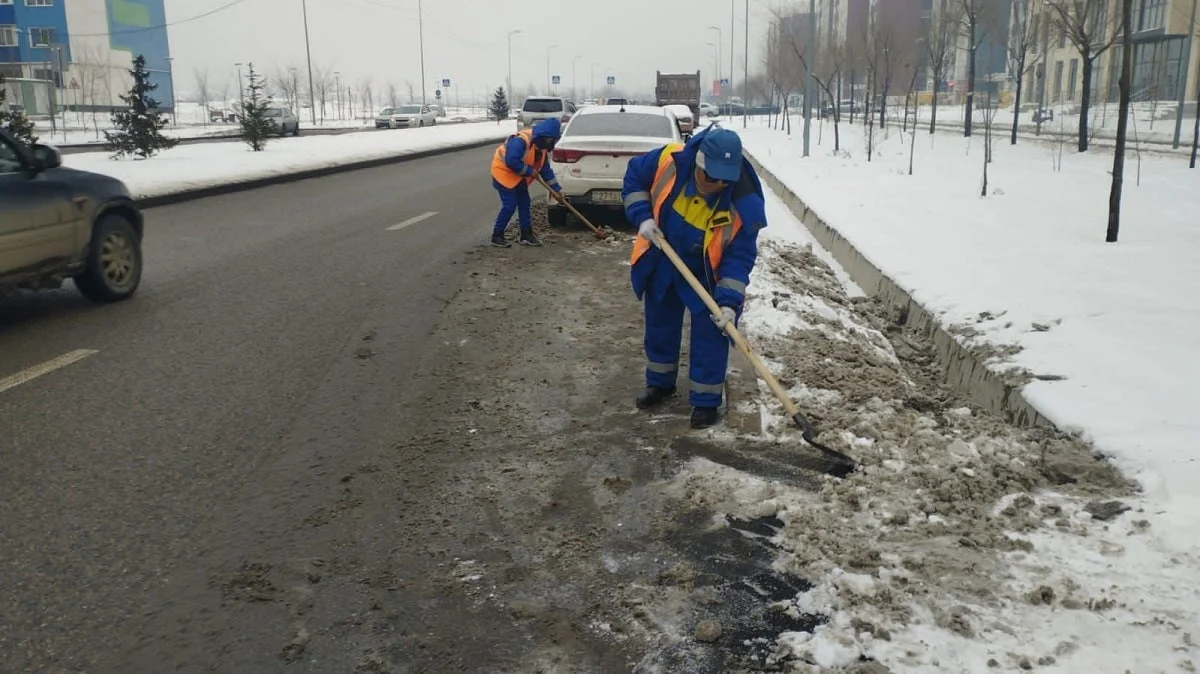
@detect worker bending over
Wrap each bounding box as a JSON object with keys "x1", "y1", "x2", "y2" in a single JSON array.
[
  {"x1": 489, "y1": 117, "x2": 563, "y2": 247},
  {"x1": 621, "y1": 126, "x2": 767, "y2": 429}
]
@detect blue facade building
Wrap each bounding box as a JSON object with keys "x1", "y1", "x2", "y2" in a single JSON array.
[{"x1": 1, "y1": 0, "x2": 172, "y2": 114}]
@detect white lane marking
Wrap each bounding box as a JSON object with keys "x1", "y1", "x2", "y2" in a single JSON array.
[
  {"x1": 0, "y1": 349, "x2": 99, "y2": 395},
  {"x1": 387, "y1": 211, "x2": 439, "y2": 231}
]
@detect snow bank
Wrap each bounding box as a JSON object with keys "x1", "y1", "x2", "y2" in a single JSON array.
[
  {"x1": 738, "y1": 118, "x2": 1200, "y2": 526},
  {"x1": 60, "y1": 122, "x2": 513, "y2": 200},
  {"x1": 676, "y1": 184, "x2": 1200, "y2": 672}
]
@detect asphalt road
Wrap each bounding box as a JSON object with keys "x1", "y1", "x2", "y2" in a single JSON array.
[{"x1": 0, "y1": 145, "x2": 503, "y2": 671}]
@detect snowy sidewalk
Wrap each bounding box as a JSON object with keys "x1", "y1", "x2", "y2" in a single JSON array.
[
  {"x1": 737, "y1": 118, "x2": 1199, "y2": 521},
  {"x1": 682, "y1": 181, "x2": 1200, "y2": 672},
  {"x1": 60, "y1": 122, "x2": 512, "y2": 200}
]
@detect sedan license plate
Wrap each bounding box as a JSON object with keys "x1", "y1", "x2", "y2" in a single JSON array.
[{"x1": 590, "y1": 190, "x2": 622, "y2": 204}]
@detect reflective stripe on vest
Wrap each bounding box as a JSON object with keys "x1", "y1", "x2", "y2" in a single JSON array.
[
  {"x1": 629, "y1": 145, "x2": 743, "y2": 280},
  {"x1": 490, "y1": 129, "x2": 541, "y2": 188}
]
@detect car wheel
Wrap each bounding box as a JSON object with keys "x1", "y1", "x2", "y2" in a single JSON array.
[
  {"x1": 431, "y1": 118, "x2": 437, "y2": 126},
  {"x1": 74, "y1": 213, "x2": 143, "y2": 303},
  {"x1": 293, "y1": 125, "x2": 300, "y2": 136},
  {"x1": 547, "y1": 205, "x2": 568, "y2": 228},
  {"x1": 419, "y1": 120, "x2": 424, "y2": 127}
]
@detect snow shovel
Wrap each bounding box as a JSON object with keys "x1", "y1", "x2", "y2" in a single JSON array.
[
  {"x1": 647, "y1": 230, "x2": 859, "y2": 478},
  {"x1": 536, "y1": 175, "x2": 610, "y2": 240}
]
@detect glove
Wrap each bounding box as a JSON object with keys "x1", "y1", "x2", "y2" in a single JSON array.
[
  {"x1": 712, "y1": 306, "x2": 737, "y2": 332},
  {"x1": 638, "y1": 219, "x2": 663, "y2": 246},
  {"x1": 549, "y1": 182, "x2": 563, "y2": 195}
]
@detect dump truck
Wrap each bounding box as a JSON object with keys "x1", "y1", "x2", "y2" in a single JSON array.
[{"x1": 655, "y1": 71, "x2": 701, "y2": 122}]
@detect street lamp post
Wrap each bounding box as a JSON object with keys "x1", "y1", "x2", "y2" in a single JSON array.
[
  {"x1": 234, "y1": 62, "x2": 245, "y2": 116},
  {"x1": 546, "y1": 44, "x2": 557, "y2": 93},
  {"x1": 301, "y1": 0, "x2": 317, "y2": 125},
  {"x1": 1172, "y1": 0, "x2": 1198, "y2": 148},
  {"x1": 707, "y1": 42, "x2": 719, "y2": 89},
  {"x1": 591, "y1": 62, "x2": 600, "y2": 101},
  {"x1": 166, "y1": 56, "x2": 177, "y2": 126},
  {"x1": 708, "y1": 25, "x2": 722, "y2": 99},
  {"x1": 572, "y1": 55, "x2": 581, "y2": 101},
  {"x1": 417, "y1": 0, "x2": 428, "y2": 108},
  {"x1": 730, "y1": 0, "x2": 736, "y2": 120},
  {"x1": 743, "y1": 0, "x2": 749, "y2": 129},
  {"x1": 804, "y1": 0, "x2": 815, "y2": 156},
  {"x1": 507, "y1": 29, "x2": 521, "y2": 98},
  {"x1": 334, "y1": 71, "x2": 342, "y2": 119}
]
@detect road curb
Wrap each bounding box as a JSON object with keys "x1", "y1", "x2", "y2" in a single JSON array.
[{"x1": 135, "y1": 137, "x2": 502, "y2": 209}]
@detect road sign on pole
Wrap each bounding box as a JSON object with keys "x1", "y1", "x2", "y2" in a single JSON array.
[
  {"x1": 552, "y1": 75, "x2": 561, "y2": 85},
  {"x1": 435, "y1": 89, "x2": 442, "y2": 98},
  {"x1": 720, "y1": 78, "x2": 730, "y2": 87},
  {"x1": 442, "y1": 78, "x2": 451, "y2": 88},
  {"x1": 606, "y1": 76, "x2": 615, "y2": 85}
]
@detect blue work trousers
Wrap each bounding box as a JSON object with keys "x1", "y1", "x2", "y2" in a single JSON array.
[
  {"x1": 643, "y1": 280, "x2": 730, "y2": 408},
  {"x1": 492, "y1": 181, "x2": 532, "y2": 234}
]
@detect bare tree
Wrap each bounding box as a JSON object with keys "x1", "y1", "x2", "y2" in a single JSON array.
[
  {"x1": 272, "y1": 66, "x2": 299, "y2": 112},
  {"x1": 956, "y1": 0, "x2": 1008, "y2": 136},
  {"x1": 313, "y1": 67, "x2": 332, "y2": 123},
  {"x1": 406, "y1": 80, "x2": 417, "y2": 103},
  {"x1": 1107, "y1": 0, "x2": 1133, "y2": 241},
  {"x1": 192, "y1": 67, "x2": 212, "y2": 127},
  {"x1": 926, "y1": 0, "x2": 961, "y2": 134},
  {"x1": 215, "y1": 76, "x2": 231, "y2": 113},
  {"x1": 386, "y1": 81, "x2": 399, "y2": 107},
  {"x1": 1007, "y1": 0, "x2": 1041, "y2": 144},
  {"x1": 1047, "y1": 0, "x2": 1119, "y2": 151},
  {"x1": 358, "y1": 79, "x2": 374, "y2": 120},
  {"x1": 70, "y1": 44, "x2": 105, "y2": 137}
]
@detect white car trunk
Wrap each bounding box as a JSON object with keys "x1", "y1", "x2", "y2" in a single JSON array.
[{"x1": 553, "y1": 136, "x2": 675, "y2": 183}]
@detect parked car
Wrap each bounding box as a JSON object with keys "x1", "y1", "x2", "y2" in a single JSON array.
[
  {"x1": 430, "y1": 104, "x2": 447, "y2": 117},
  {"x1": 601, "y1": 97, "x2": 630, "y2": 106},
  {"x1": 0, "y1": 129, "x2": 145, "y2": 302},
  {"x1": 699, "y1": 101, "x2": 719, "y2": 117},
  {"x1": 664, "y1": 104, "x2": 695, "y2": 138},
  {"x1": 375, "y1": 107, "x2": 396, "y2": 129},
  {"x1": 263, "y1": 106, "x2": 300, "y2": 136},
  {"x1": 209, "y1": 107, "x2": 237, "y2": 123},
  {"x1": 387, "y1": 104, "x2": 437, "y2": 128},
  {"x1": 547, "y1": 104, "x2": 683, "y2": 227},
  {"x1": 518, "y1": 96, "x2": 575, "y2": 129}
]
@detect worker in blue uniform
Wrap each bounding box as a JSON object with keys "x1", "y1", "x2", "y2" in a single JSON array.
[
  {"x1": 489, "y1": 117, "x2": 564, "y2": 247},
  {"x1": 621, "y1": 126, "x2": 767, "y2": 429}
]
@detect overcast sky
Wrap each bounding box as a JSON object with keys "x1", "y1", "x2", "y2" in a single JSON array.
[{"x1": 165, "y1": 0, "x2": 779, "y2": 101}]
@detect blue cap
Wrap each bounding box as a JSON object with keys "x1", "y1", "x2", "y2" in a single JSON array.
[
  {"x1": 532, "y1": 117, "x2": 562, "y2": 140},
  {"x1": 697, "y1": 128, "x2": 742, "y2": 182}
]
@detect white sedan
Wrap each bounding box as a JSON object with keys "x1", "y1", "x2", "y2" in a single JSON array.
[
  {"x1": 548, "y1": 104, "x2": 683, "y2": 227},
  {"x1": 387, "y1": 104, "x2": 437, "y2": 128}
]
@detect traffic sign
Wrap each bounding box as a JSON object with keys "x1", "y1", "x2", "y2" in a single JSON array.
[
  {"x1": 606, "y1": 76, "x2": 615, "y2": 85},
  {"x1": 720, "y1": 78, "x2": 730, "y2": 87},
  {"x1": 552, "y1": 75, "x2": 561, "y2": 85},
  {"x1": 435, "y1": 89, "x2": 442, "y2": 98},
  {"x1": 442, "y1": 78, "x2": 451, "y2": 87}
]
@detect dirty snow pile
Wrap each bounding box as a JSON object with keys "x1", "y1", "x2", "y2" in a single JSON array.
[{"x1": 667, "y1": 189, "x2": 1200, "y2": 673}]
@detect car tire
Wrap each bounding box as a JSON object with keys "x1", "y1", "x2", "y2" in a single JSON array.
[
  {"x1": 74, "y1": 213, "x2": 143, "y2": 303},
  {"x1": 293, "y1": 125, "x2": 300, "y2": 137},
  {"x1": 547, "y1": 205, "x2": 568, "y2": 228},
  {"x1": 419, "y1": 120, "x2": 424, "y2": 127}
]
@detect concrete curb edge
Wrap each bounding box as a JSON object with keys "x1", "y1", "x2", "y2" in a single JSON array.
[
  {"x1": 134, "y1": 137, "x2": 503, "y2": 209},
  {"x1": 746, "y1": 150, "x2": 1055, "y2": 432}
]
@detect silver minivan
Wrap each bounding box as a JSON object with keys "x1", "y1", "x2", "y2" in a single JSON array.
[{"x1": 517, "y1": 96, "x2": 575, "y2": 129}]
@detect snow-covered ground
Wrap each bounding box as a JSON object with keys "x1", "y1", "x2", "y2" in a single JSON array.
[
  {"x1": 62, "y1": 121, "x2": 511, "y2": 199},
  {"x1": 33, "y1": 101, "x2": 490, "y2": 146},
  {"x1": 670, "y1": 179, "x2": 1200, "y2": 671}
]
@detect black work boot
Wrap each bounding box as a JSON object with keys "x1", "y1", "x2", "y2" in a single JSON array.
[
  {"x1": 635, "y1": 386, "x2": 676, "y2": 410},
  {"x1": 690, "y1": 406, "x2": 720, "y2": 429},
  {"x1": 518, "y1": 230, "x2": 543, "y2": 246},
  {"x1": 491, "y1": 231, "x2": 512, "y2": 247}
]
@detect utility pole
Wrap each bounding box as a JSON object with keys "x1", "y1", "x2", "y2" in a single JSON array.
[
  {"x1": 334, "y1": 71, "x2": 342, "y2": 119},
  {"x1": 234, "y1": 62, "x2": 245, "y2": 115},
  {"x1": 507, "y1": 30, "x2": 521, "y2": 98},
  {"x1": 301, "y1": 0, "x2": 317, "y2": 125},
  {"x1": 1172, "y1": 0, "x2": 1198, "y2": 148},
  {"x1": 803, "y1": 0, "x2": 814, "y2": 156},
  {"x1": 547, "y1": 44, "x2": 557, "y2": 93},
  {"x1": 730, "y1": 0, "x2": 736, "y2": 119},
  {"x1": 709, "y1": 26, "x2": 723, "y2": 99},
  {"x1": 418, "y1": 0, "x2": 427, "y2": 108},
  {"x1": 743, "y1": 0, "x2": 749, "y2": 128}
]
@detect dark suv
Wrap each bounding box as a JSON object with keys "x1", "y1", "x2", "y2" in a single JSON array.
[{"x1": 0, "y1": 128, "x2": 145, "y2": 302}]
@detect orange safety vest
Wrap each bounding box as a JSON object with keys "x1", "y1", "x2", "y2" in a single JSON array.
[
  {"x1": 490, "y1": 129, "x2": 545, "y2": 188},
  {"x1": 630, "y1": 144, "x2": 743, "y2": 277}
]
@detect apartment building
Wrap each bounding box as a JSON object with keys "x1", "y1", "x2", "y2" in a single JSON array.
[
  {"x1": 1019, "y1": 0, "x2": 1198, "y2": 109},
  {"x1": 1, "y1": 0, "x2": 173, "y2": 116}
]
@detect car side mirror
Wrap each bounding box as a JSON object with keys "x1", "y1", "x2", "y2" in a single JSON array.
[{"x1": 31, "y1": 144, "x2": 62, "y2": 171}]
